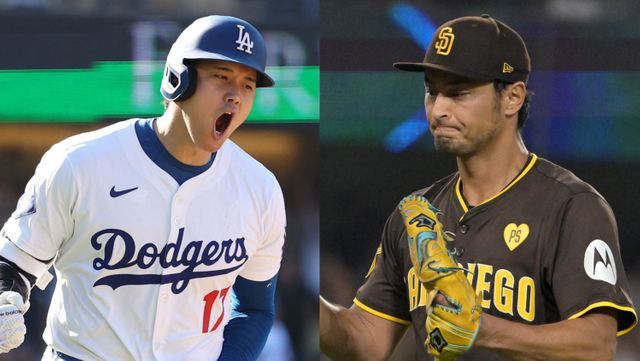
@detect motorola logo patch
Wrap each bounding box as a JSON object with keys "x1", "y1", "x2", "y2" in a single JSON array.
[{"x1": 583, "y1": 239, "x2": 616, "y2": 285}]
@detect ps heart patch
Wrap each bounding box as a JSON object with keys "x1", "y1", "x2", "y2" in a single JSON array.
[{"x1": 503, "y1": 223, "x2": 529, "y2": 251}]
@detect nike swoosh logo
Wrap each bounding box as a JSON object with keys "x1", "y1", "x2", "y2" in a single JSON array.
[{"x1": 110, "y1": 186, "x2": 138, "y2": 198}]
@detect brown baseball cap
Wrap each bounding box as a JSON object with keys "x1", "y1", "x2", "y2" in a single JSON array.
[{"x1": 394, "y1": 14, "x2": 531, "y2": 83}]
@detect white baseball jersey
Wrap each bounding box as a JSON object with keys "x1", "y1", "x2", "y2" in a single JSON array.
[{"x1": 0, "y1": 119, "x2": 286, "y2": 361}]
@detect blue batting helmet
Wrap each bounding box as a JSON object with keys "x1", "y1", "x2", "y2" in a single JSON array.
[{"x1": 160, "y1": 15, "x2": 274, "y2": 102}]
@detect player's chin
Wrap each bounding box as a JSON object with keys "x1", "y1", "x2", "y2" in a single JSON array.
[
  {"x1": 434, "y1": 137, "x2": 457, "y2": 152},
  {"x1": 434, "y1": 138, "x2": 471, "y2": 156},
  {"x1": 204, "y1": 140, "x2": 225, "y2": 153},
  {"x1": 200, "y1": 135, "x2": 226, "y2": 153}
]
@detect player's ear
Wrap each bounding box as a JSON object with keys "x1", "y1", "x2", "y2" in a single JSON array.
[{"x1": 503, "y1": 81, "x2": 526, "y2": 117}]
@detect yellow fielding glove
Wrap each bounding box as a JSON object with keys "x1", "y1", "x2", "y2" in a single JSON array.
[{"x1": 398, "y1": 195, "x2": 482, "y2": 361}]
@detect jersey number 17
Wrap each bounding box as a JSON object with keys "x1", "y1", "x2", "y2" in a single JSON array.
[{"x1": 202, "y1": 287, "x2": 231, "y2": 333}]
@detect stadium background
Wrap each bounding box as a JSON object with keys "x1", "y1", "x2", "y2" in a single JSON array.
[
  {"x1": 3, "y1": 0, "x2": 640, "y2": 360},
  {"x1": 0, "y1": 0, "x2": 318, "y2": 360},
  {"x1": 320, "y1": 1, "x2": 640, "y2": 360}
]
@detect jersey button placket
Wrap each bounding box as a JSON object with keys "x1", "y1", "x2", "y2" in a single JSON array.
[
  {"x1": 174, "y1": 194, "x2": 186, "y2": 224},
  {"x1": 453, "y1": 222, "x2": 469, "y2": 261},
  {"x1": 153, "y1": 191, "x2": 188, "y2": 359},
  {"x1": 172, "y1": 192, "x2": 187, "y2": 227}
]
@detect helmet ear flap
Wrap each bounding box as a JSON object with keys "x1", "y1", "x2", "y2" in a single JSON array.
[
  {"x1": 160, "y1": 61, "x2": 197, "y2": 102},
  {"x1": 172, "y1": 61, "x2": 198, "y2": 102}
]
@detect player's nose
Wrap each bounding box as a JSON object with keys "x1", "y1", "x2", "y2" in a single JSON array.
[
  {"x1": 224, "y1": 88, "x2": 241, "y2": 104},
  {"x1": 426, "y1": 93, "x2": 451, "y2": 121}
]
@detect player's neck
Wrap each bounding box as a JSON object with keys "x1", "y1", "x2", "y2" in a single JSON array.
[
  {"x1": 155, "y1": 109, "x2": 212, "y2": 167},
  {"x1": 456, "y1": 134, "x2": 528, "y2": 206}
]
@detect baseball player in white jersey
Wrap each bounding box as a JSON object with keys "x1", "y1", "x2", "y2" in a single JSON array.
[{"x1": 0, "y1": 15, "x2": 285, "y2": 361}]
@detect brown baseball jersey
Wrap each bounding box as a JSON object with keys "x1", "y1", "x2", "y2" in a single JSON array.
[{"x1": 355, "y1": 154, "x2": 638, "y2": 360}]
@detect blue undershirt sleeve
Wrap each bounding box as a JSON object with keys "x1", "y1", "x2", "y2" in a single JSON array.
[{"x1": 217, "y1": 274, "x2": 277, "y2": 361}]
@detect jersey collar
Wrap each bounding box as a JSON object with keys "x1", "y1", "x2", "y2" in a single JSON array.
[{"x1": 455, "y1": 153, "x2": 538, "y2": 214}]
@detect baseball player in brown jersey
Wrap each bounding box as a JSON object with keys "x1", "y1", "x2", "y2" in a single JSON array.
[{"x1": 320, "y1": 15, "x2": 638, "y2": 361}]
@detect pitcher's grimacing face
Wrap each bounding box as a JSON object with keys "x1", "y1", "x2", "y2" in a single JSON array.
[{"x1": 425, "y1": 71, "x2": 501, "y2": 156}]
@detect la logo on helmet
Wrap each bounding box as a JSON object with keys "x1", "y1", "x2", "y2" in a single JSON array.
[{"x1": 235, "y1": 24, "x2": 254, "y2": 54}]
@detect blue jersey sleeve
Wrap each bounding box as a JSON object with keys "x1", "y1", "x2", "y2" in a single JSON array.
[{"x1": 217, "y1": 274, "x2": 277, "y2": 361}]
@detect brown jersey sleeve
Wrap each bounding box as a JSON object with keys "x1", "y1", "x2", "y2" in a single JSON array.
[
  {"x1": 354, "y1": 209, "x2": 412, "y2": 325},
  {"x1": 551, "y1": 192, "x2": 638, "y2": 335}
]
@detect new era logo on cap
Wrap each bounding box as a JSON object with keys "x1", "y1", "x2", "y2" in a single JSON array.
[
  {"x1": 394, "y1": 14, "x2": 531, "y2": 83},
  {"x1": 503, "y1": 63, "x2": 514, "y2": 73}
]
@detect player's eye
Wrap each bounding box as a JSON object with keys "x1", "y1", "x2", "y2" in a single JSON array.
[
  {"x1": 213, "y1": 73, "x2": 229, "y2": 80},
  {"x1": 447, "y1": 88, "x2": 471, "y2": 98},
  {"x1": 452, "y1": 91, "x2": 469, "y2": 97}
]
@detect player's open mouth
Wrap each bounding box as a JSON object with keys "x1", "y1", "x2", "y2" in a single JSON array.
[{"x1": 215, "y1": 112, "x2": 233, "y2": 136}]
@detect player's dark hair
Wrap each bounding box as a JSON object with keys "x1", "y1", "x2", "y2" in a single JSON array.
[{"x1": 494, "y1": 80, "x2": 531, "y2": 129}]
